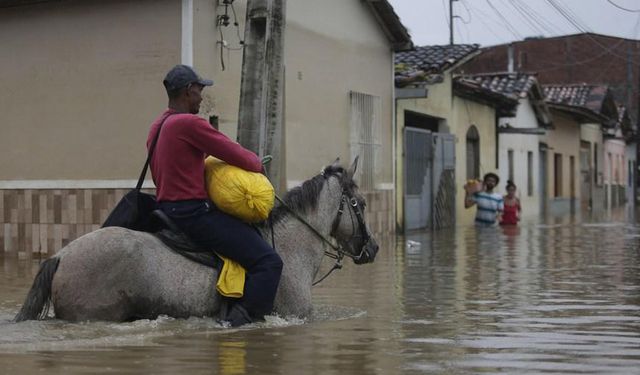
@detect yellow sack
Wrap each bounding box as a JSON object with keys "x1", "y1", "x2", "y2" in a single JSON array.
[
  {"x1": 204, "y1": 156, "x2": 275, "y2": 223},
  {"x1": 216, "y1": 255, "x2": 246, "y2": 298}
]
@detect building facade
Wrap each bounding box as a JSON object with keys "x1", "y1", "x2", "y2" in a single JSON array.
[
  {"x1": 395, "y1": 45, "x2": 517, "y2": 230},
  {"x1": 455, "y1": 73, "x2": 551, "y2": 222},
  {"x1": 0, "y1": 0, "x2": 411, "y2": 253}
]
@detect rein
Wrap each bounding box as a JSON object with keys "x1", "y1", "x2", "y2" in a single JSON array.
[
  {"x1": 261, "y1": 156, "x2": 368, "y2": 286},
  {"x1": 270, "y1": 184, "x2": 368, "y2": 286}
]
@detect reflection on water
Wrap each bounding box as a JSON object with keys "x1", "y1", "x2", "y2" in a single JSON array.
[{"x1": 1, "y1": 208, "x2": 640, "y2": 374}]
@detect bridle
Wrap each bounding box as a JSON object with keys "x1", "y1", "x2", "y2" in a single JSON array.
[
  {"x1": 329, "y1": 189, "x2": 371, "y2": 260},
  {"x1": 271, "y1": 178, "x2": 371, "y2": 285}
]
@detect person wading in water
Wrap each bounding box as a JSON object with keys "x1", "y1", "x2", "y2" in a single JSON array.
[
  {"x1": 465, "y1": 172, "x2": 504, "y2": 226},
  {"x1": 500, "y1": 180, "x2": 521, "y2": 225}
]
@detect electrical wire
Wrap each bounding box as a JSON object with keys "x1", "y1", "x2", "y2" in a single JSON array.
[
  {"x1": 606, "y1": 0, "x2": 640, "y2": 12},
  {"x1": 230, "y1": 2, "x2": 244, "y2": 45},
  {"x1": 509, "y1": 0, "x2": 548, "y2": 35},
  {"x1": 457, "y1": 0, "x2": 472, "y2": 24},
  {"x1": 215, "y1": 0, "x2": 245, "y2": 71},
  {"x1": 545, "y1": 0, "x2": 590, "y2": 33},
  {"x1": 485, "y1": 0, "x2": 523, "y2": 40},
  {"x1": 545, "y1": 0, "x2": 640, "y2": 66},
  {"x1": 442, "y1": 0, "x2": 450, "y2": 29},
  {"x1": 513, "y1": 0, "x2": 564, "y2": 35},
  {"x1": 506, "y1": 0, "x2": 547, "y2": 35},
  {"x1": 463, "y1": 0, "x2": 509, "y2": 43}
]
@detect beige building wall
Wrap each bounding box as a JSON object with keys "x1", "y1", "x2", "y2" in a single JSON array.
[
  {"x1": 540, "y1": 111, "x2": 581, "y2": 214},
  {"x1": 210, "y1": 0, "x2": 397, "y2": 235},
  {"x1": 0, "y1": 0, "x2": 398, "y2": 253},
  {"x1": 580, "y1": 123, "x2": 605, "y2": 212},
  {"x1": 0, "y1": 0, "x2": 179, "y2": 182},
  {"x1": 212, "y1": 0, "x2": 394, "y2": 187},
  {"x1": 452, "y1": 96, "x2": 498, "y2": 225}
]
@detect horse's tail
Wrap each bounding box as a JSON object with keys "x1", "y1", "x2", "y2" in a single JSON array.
[{"x1": 14, "y1": 257, "x2": 60, "y2": 322}]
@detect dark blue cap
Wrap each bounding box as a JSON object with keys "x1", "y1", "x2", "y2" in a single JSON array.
[{"x1": 163, "y1": 64, "x2": 214, "y2": 92}]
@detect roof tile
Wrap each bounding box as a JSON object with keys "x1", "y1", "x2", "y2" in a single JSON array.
[
  {"x1": 457, "y1": 73, "x2": 538, "y2": 100},
  {"x1": 543, "y1": 84, "x2": 608, "y2": 113},
  {"x1": 395, "y1": 44, "x2": 479, "y2": 86}
]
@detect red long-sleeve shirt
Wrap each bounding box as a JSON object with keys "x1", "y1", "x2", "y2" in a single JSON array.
[{"x1": 147, "y1": 109, "x2": 262, "y2": 202}]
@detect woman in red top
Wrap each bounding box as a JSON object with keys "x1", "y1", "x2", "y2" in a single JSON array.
[{"x1": 500, "y1": 181, "x2": 521, "y2": 225}]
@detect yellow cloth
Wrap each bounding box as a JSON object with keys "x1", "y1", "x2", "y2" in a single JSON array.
[
  {"x1": 216, "y1": 255, "x2": 246, "y2": 298},
  {"x1": 204, "y1": 156, "x2": 275, "y2": 223}
]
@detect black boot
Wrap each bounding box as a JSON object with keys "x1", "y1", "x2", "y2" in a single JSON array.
[{"x1": 225, "y1": 303, "x2": 253, "y2": 327}]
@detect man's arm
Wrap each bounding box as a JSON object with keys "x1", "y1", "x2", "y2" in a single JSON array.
[
  {"x1": 186, "y1": 116, "x2": 262, "y2": 172},
  {"x1": 464, "y1": 191, "x2": 476, "y2": 208}
]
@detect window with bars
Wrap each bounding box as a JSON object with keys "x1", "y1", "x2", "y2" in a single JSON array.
[{"x1": 349, "y1": 91, "x2": 381, "y2": 191}]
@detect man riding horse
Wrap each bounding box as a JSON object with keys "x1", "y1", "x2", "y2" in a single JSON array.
[{"x1": 149, "y1": 64, "x2": 283, "y2": 327}]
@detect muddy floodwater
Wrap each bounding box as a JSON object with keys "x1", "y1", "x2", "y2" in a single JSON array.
[{"x1": 1, "y1": 209, "x2": 640, "y2": 374}]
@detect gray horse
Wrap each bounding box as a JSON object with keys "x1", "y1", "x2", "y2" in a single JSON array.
[{"x1": 15, "y1": 158, "x2": 378, "y2": 322}]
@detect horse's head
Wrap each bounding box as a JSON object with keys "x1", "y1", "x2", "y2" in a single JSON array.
[{"x1": 325, "y1": 157, "x2": 379, "y2": 265}]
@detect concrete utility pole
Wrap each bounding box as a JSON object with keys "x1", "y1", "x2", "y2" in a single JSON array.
[{"x1": 237, "y1": 0, "x2": 286, "y2": 193}]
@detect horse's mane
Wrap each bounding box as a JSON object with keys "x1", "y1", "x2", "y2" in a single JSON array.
[{"x1": 269, "y1": 164, "x2": 355, "y2": 225}]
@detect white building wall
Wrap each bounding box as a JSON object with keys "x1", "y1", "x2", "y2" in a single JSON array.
[{"x1": 498, "y1": 98, "x2": 541, "y2": 221}]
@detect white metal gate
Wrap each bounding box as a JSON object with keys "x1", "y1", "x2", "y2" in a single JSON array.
[
  {"x1": 404, "y1": 128, "x2": 432, "y2": 230},
  {"x1": 404, "y1": 128, "x2": 456, "y2": 231}
]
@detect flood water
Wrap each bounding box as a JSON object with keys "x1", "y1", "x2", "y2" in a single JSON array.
[{"x1": 1, "y1": 208, "x2": 640, "y2": 374}]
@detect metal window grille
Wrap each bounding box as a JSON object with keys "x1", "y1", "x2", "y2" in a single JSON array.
[{"x1": 349, "y1": 91, "x2": 381, "y2": 191}]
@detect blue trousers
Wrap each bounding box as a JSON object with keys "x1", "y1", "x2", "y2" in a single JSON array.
[{"x1": 159, "y1": 200, "x2": 283, "y2": 318}]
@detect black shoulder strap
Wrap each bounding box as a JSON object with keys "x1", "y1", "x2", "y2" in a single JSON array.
[{"x1": 135, "y1": 113, "x2": 172, "y2": 190}]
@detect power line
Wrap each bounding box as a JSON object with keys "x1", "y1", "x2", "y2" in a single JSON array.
[
  {"x1": 457, "y1": 0, "x2": 472, "y2": 24},
  {"x1": 462, "y1": 0, "x2": 506, "y2": 43},
  {"x1": 442, "y1": 0, "x2": 450, "y2": 29},
  {"x1": 531, "y1": 39, "x2": 628, "y2": 72},
  {"x1": 505, "y1": 0, "x2": 547, "y2": 35},
  {"x1": 545, "y1": 0, "x2": 590, "y2": 33},
  {"x1": 514, "y1": 0, "x2": 565, "y2": 35},
  {"x1": 545, "y1": 0, "x2": 640, "y2": 66},
  {"x1": 606, "y1": 0, "x2": 640, "y2": 13},
  {"x1": 485, "y1": 0, "x2": 523, "y2": 40}
]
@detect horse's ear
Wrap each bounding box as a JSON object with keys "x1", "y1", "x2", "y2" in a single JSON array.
[
  {"x1": 322, "y1": 157, "x2": 341, "y2": 176},
  {"x1": 347, "y1": 156, "x2": 359, "y2": 180}
]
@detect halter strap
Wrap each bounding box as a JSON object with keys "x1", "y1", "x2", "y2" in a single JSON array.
[{"x1": 268, "y1": 172, "x2": 370, "y2": 285}]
